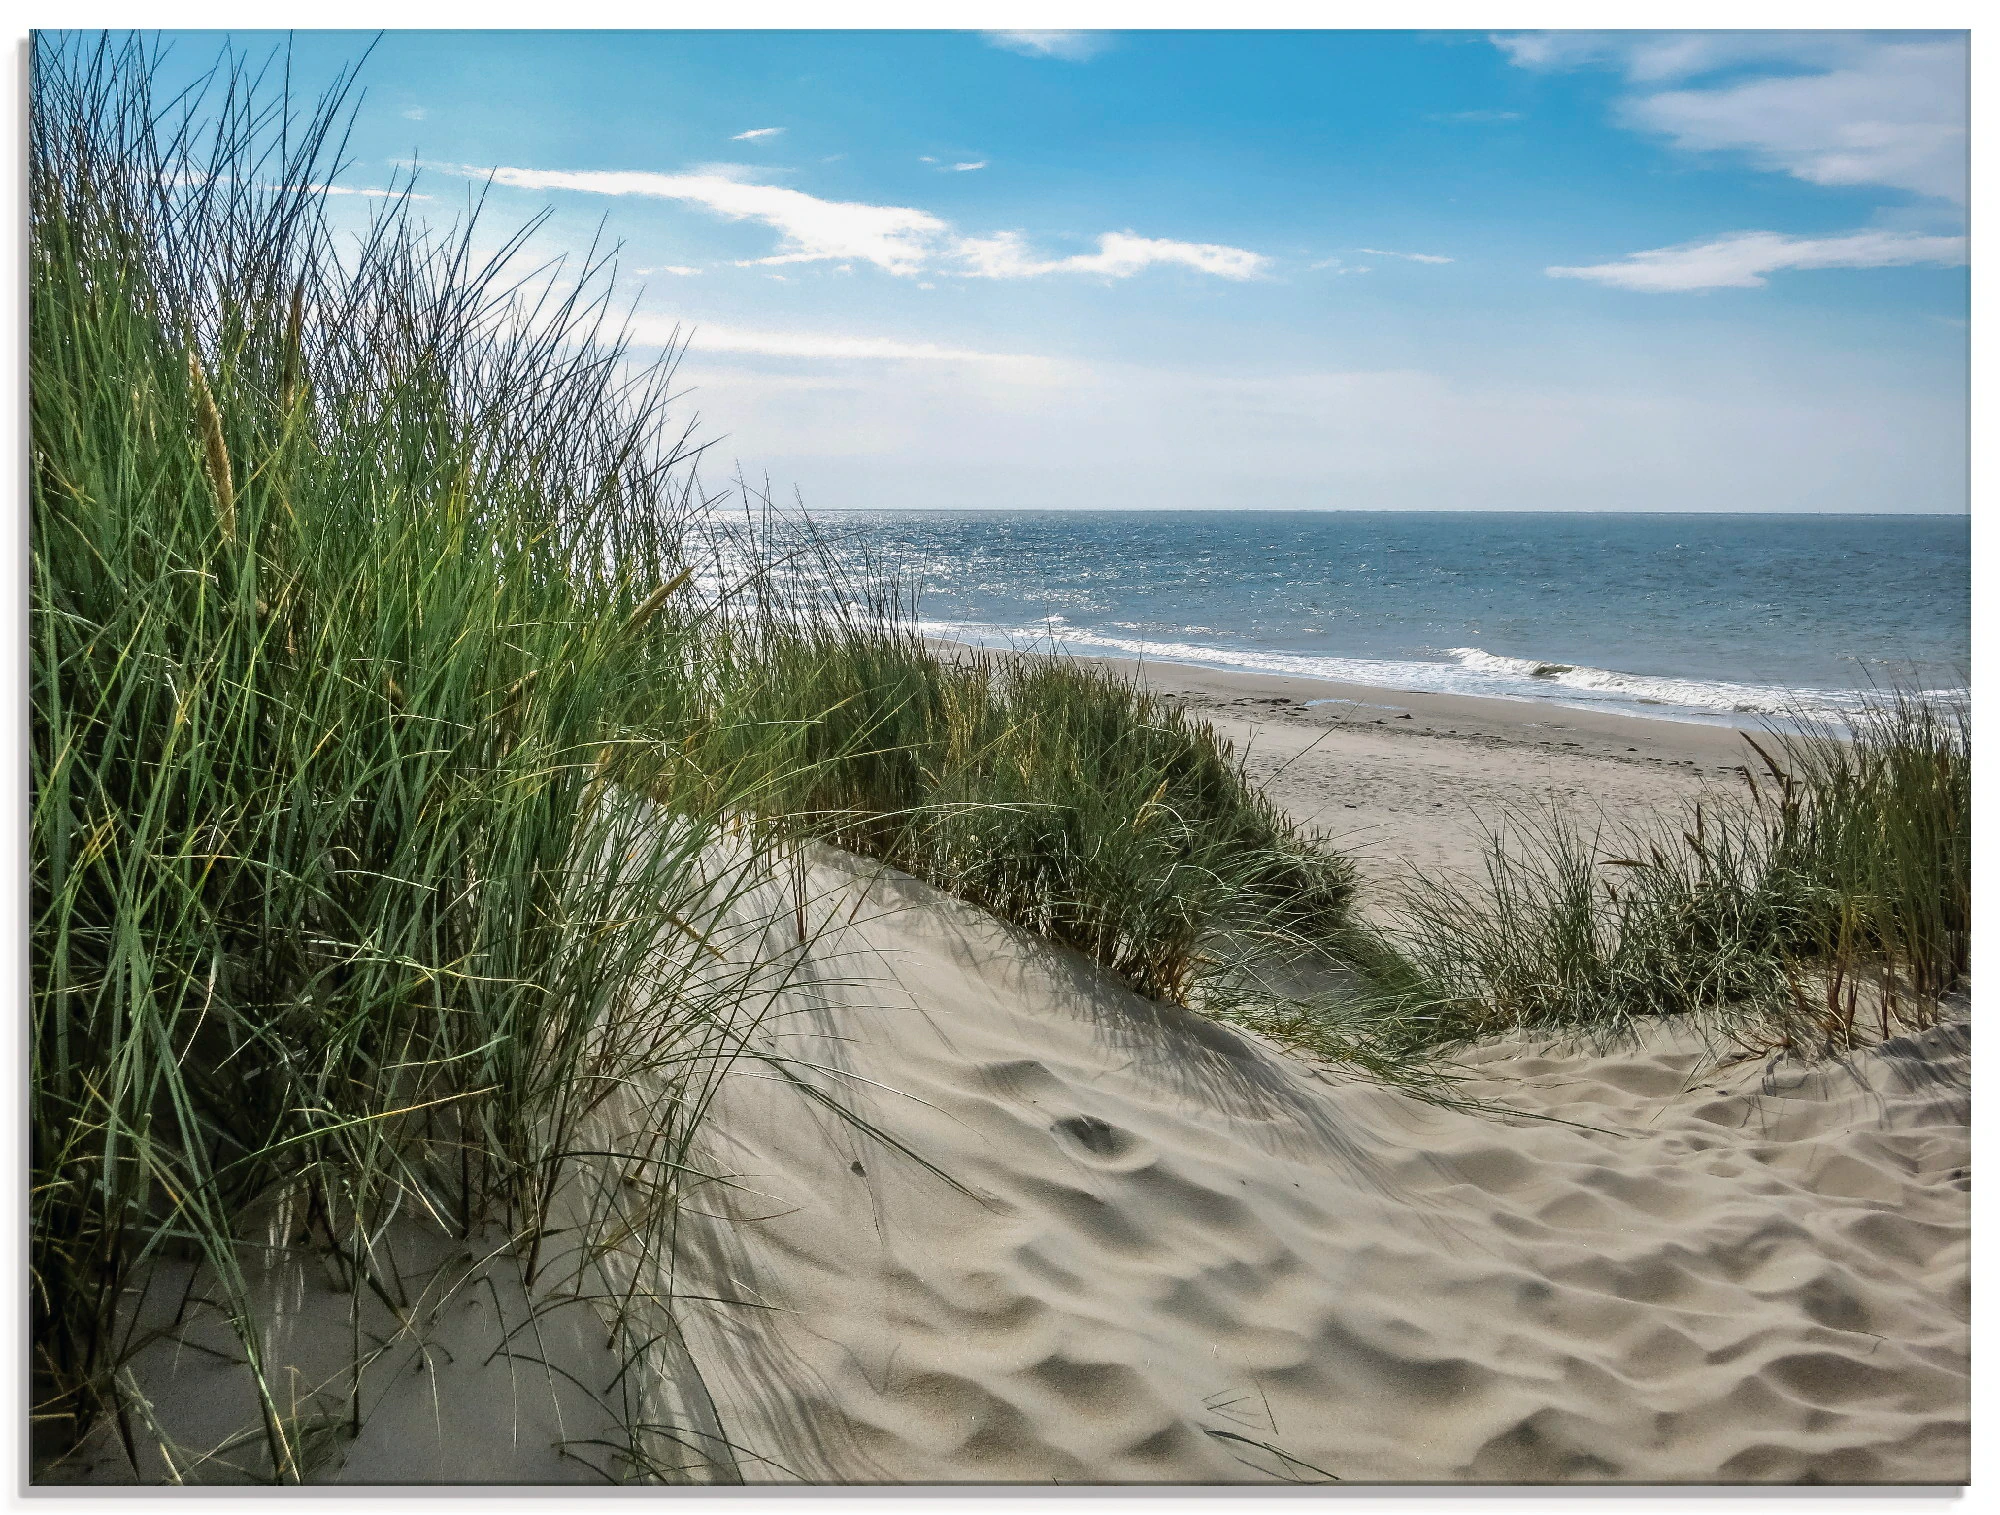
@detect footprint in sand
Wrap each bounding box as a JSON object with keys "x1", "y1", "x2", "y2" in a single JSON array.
[{"x1": 1050, "y1": 1113, "x2": 1154, "y2": 1171}]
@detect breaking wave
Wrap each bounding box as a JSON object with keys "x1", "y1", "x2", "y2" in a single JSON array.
[{"x1": 917, "y1": 620, "x2": 1963, "y2": 727}]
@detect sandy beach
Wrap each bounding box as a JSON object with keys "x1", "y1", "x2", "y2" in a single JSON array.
[{"x1": 1089, "y1": 655, "x2": 1759, "y2": 892}]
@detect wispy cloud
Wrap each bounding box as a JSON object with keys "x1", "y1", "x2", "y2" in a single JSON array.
[
  {"x1": 1547, "y1": 228, "x2": 1968, "y2": 292},
  {"x1": 625, "y1": 314, "x2": 1071, "y2": 375},
  {"x1": 450, "y1": 164, "x2": 948, "y2": 274},
  {"x1": 951, "y1": 161, "x2": 987, "y2": 173},
  {"x1": 442, "y1": 162, "x2": 1266, "y2": 282},
  {"x1": 1426, "y1": 109, "x2": 1522, "y2": 123},
  {"x1": 681, "y1": 161, "x2": 775, "y2": 182},
  {"x1": 1627, "y1": 43, "x2": 1967, "y2": 204},
  {"x1": 731, "y1": 127, "x2": 785, "y2": 141},
  {"x1": 401, "y1": 106, "x2": 427, "y2": 122},
  {"x1": 1497, "y1": 32, "x2": 1968, "y2": 204},
  {"x1": 982, "y1": 31, "x2": 1111, "y2": 63},
  {"x1": 289, "y1": 182, "x2": 430, "y2": 201},
  {"x1": 635, "y1": 264, "x2": 702, "y2": 276},
  {"x1": 955, "y1": 230, "x2": 1268, "y2": 280},
  {"x1": 1357, "y1": 247, "x2": 1453, "y2": 264},
  {"x1": 1494, "y1": 31, "x2": 1850, "y2": 84},
  {"x1": 1310, "y1": 257, "x2": 1371, "y2": 275}
]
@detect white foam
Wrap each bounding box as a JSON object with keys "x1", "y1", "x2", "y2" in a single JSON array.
[
  {"x1": 918, "y1": 620, "x2": 1963, "y2": 728},
  {"x1": 1439, "y1": 647, "x2": 1882, "y2": 719}
]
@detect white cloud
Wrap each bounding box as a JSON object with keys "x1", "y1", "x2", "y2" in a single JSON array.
[
  {"x1": 694, "y1": 325, "x2": 978, "y2": 361},
  {"x1": 635, "y1": 264, "x2": 702, "y2": 276},
  {"x1": 1497, "y1": 32, "x2": 1968, "y2": 203},
  {"x1": 955, "y1": 230, "x2": 1268, "y2": 281},
  {"x1": 1626, "y1": 42, "x2": 1967, "y2": 204},
  {"x1": 951, "y1": 161, "x2": 987, "y2": 173},
  {"x1": 1310, "y1": 258, "x2": 1371, "y2": 276},
  {"x1": 401, "y1": 107, "x2": 427, "y2": 121},
  {"x1": 731, "y1": 127, "x2": 785, "y2": 141},
  {"x1": 443, "y1": 162, "x2": 1266, "y2": 282},
  {"x1": 1491, "y1": 31, "x2": 1852, "y2": 83},
  {"x1": 452, "y1": 164, "x2": 949, "y2": 274},
  {"x1": 918, "y1": 156, "x2": 937, "y2": 164},
  {"x1": 681, "y1": 161, "x2": 772, "y2": 182},
  {"x1": 1426, "y1": 109, "x2": 1522, "y2": 123},
  {"x1": 1356, "y1": 247, "x2": 1453, "y2": 264},
  {"x1": 982, "y1": 30, "x2": 1110, "y2": 62},
  {"x1": 1548, "y1": 228, "x2": 1968, "y2": 292},
  {"x1": 289, "y1": 183, "x2": 430, "y2": 201},
  {"x1": 626, "y1": 314, "x2": 1070, "y2": 377}
]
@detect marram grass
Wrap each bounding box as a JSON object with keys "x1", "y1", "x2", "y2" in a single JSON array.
[
  {"x1": 665, "y1": 547, "x2": 1360, "y2": 1005},
  {"x1": 1359, "y1": 690, "x2": 1969, "y2": 1059}
]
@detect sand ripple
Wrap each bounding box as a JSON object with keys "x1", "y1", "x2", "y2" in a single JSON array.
[{"x1": 652, "y1": 854, "x2": 1969, "y2": 1485}]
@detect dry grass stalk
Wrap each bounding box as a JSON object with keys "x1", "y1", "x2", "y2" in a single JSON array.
[
  {"x1": 621, "y1": 565, "x2": 695, "y2": 640},
  {"x1": 186, "y1": 349, "x2": 234, "y2": 542}
]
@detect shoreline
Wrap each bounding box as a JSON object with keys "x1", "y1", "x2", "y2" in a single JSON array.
[
  {"x1": 935, "y1": 639, "x2": 1765, "y2": 890},
  {"x1": 1088, "y1": 652, "x2": 1766, "y2": 766},
  {"x1": 933, "y1": 637, "x2": 1772, "y2": 762},
  {"x1": 1115, "y1": 655, "x2": 1757, "y2": 893},
  {"x1": 910, "y1": 623, "x2": 1960, "y2": 733}
]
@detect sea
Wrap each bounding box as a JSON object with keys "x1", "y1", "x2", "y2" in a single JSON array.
[{"x1": 798, "y1": 511, "x2": 1970, "y2": 728}]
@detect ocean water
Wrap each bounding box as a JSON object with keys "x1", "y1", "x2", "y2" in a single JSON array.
[{"x1": 803, "y1": 511, "x2": 1970, "y2": 726}]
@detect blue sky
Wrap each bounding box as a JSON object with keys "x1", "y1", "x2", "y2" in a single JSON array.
[{"x1": 145, "y1": 29, "x2": 1970, "y2": 511}]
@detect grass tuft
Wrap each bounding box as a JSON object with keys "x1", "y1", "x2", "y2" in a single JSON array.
[
  {"x1": 669, "y1": 570, "x2": 1359, "y2": 1004},
  {"x1": 1367, "y1": 690, "x2": 1968, "y2": 1058}
]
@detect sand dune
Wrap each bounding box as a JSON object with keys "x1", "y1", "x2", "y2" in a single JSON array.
[{"x1": 629, "y1": 848, "x2": 1970, "y2": 1485}]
